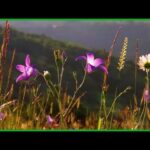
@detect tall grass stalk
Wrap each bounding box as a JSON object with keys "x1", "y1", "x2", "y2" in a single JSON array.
[
  {"x1": 107, "y1": 37, "x2": 128, "y2": 128},
  {"x1": 98, "y1": 28, "x2": 121, "y2": 129},
  {"x1": 0, "y1": 21, "x2": 10, "y2": 94},
  {"x1": 63, "y1": 70, "x2": 87, "y2": 118},
  {"x1": 106, "y1": 86, "x2": 131, "y2": 127},
  {"x1": 16, "y1": 84, "x2": 26, "y2": 128},
  {"x1": 6, "y1": 49, "x2": 16, "y2": 93},
  {"x1": 102, "y1": 27, "x2": 121, "y2": 91},
  {"x1": 116, "y1": 37, "x2": 128, "y2": 95},
  {"x1": 133, "y1": 39, "x2": 140, "y2": 110}
]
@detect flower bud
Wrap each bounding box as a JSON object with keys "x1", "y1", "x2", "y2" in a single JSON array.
[{"x1": 44, "y1": 70, "x2": 50, "y2": 80}]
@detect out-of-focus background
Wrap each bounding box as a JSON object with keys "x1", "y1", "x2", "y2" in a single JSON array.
[{"x1": 0, "y1": 20, "x2": 148, "y2": 111}]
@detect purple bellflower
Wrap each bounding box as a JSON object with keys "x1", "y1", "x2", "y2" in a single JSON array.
[
  {"x1": 75, "y1": 52, "x2": 108, "y2": 74},
  {"x1": 16, "y1": 54, "x2": 38, "y2": 83},
  {"x1": 143, "y1": 89, "x2": 150, "y2": 101}
]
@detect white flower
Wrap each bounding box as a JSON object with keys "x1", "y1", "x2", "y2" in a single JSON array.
[
  {"x1": 43, "y1": 70, "x2": 50, "y2": 80},
  {"x1": 43, "y1": 70, "x2": 50, "y2": 76},
  {"x1": 138, "y1": 54, "x2": 150, "y2": 72}
]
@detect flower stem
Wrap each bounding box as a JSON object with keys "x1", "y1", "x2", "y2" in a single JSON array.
[
  {"x1": 63, "y1": 70, "x2": 86, "y2": 118},
  {"x1": 106, "y1": 87, "x2": 131, "y2": 119},
  {"x1": 146, "y1": 71, "x2": 149, "y2": 91},
  {"x1": 138, "y1": 101, "x2": 147, "y2": 128}
]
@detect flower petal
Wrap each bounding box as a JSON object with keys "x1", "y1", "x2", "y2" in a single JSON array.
[
  {"x1": 99, "y1": 65, "x2": 108, "y2": 74},
  {"x1": 144, "y1": 95, "x2": 150, "y2": 101},
  {"x1": 32, "y1": 68, "x2": 38, "y2": 76},
  {"x1": 144, "y1": 89, "x2": 150, "y2": 101},
  {"x1": 147, "y1": 54, "x2": 150, "y2": 62},
  {"x1": 85, "y1": 64, "x2": 95, "y2": 73},
  {"x1": 16, "y1": 65, "x2": 26, "y2": 73},
  {"x1": 93, "y1": 58, "x2": 104, "y2": 67},
  {"x1": 140, "y1": 56, "x2": 147, "y2": 64},
  {"x1": 47, "y1": 115, "x2": 54, "y2": 124},
  {"x1": 16, "y1": 74, "x2": 27, "y2": 83},
  {"x1": 26, "y1": 66, "x2": 33, "y2": 76},
  {"x1": 75, "y1": 55, "x2": 86, "y2": 61},
  {"x1": 86, "y1": 52, "x2": 94, "y2": 63},
  {"x1": 25, "y1": 54, "x2": 31, "y2": 67},
  {"x1": 26, "y1": 66, "x2": 38, "y2": 77}
]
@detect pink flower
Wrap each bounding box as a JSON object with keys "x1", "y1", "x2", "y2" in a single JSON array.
[
  {"x1": 75, "y1": 52, "x2": 108, "y2": 74},
  {"x1": 46, "y1": 115, "x2": 59, "y2": 128},
  {"x1": 16, "y1": 54, "x2": 38, "y2": 83},
  {"x1": 143, "y1": 89, "x2": 150, "y2": 101},
  {"x1": 47, "y1": 115, "x2": 54, "y2": 124}
]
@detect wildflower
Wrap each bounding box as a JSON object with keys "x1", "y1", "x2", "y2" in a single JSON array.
[
  {"x1": 138, "y1": 54, "x2": 150, "y2": 73},
  {"x1": 143, "y1": 88, "x2": 150, "y2": 101},
  {"x1": 43, "y1": 70, "x2": 50, "y2": 78},
  {"x1": 47, "y1": 115, "x2": 54, "y2": 124},
  {"x1": 16, "y1": 54, "x2": 38, "y2": 83},
  {"x1": 0, "y1": 112, "x2": 4, "y2": 121},
  {"x1": 75, "y1": 52, "x2": 108, "y2": 74},
  {"x1": 44, "y1": 70, "x2": 50, "y2": 77},
  {"x1": 46, "y1": 115, "x2": 59, "y2": 128}
]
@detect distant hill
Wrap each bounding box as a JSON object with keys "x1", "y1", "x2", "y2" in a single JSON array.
[
  {"x1": 0, "y1": 26, "x2": 145, "y2": 110},
  {"x1": 1, "y1": 21, "x2": 150, "y2": 60}
]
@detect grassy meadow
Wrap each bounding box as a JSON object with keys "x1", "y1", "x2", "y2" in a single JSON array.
[{"x1": 0, "y1": 20, "x2": 149, "y2": 130}]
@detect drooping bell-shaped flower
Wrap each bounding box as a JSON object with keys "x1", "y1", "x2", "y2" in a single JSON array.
[
  {"x1": 16, "y1": 54, "x2": 38, "y2": 83},
  {"x1": 75, "y1": 52, "x2": 108, "y2": 74}
]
